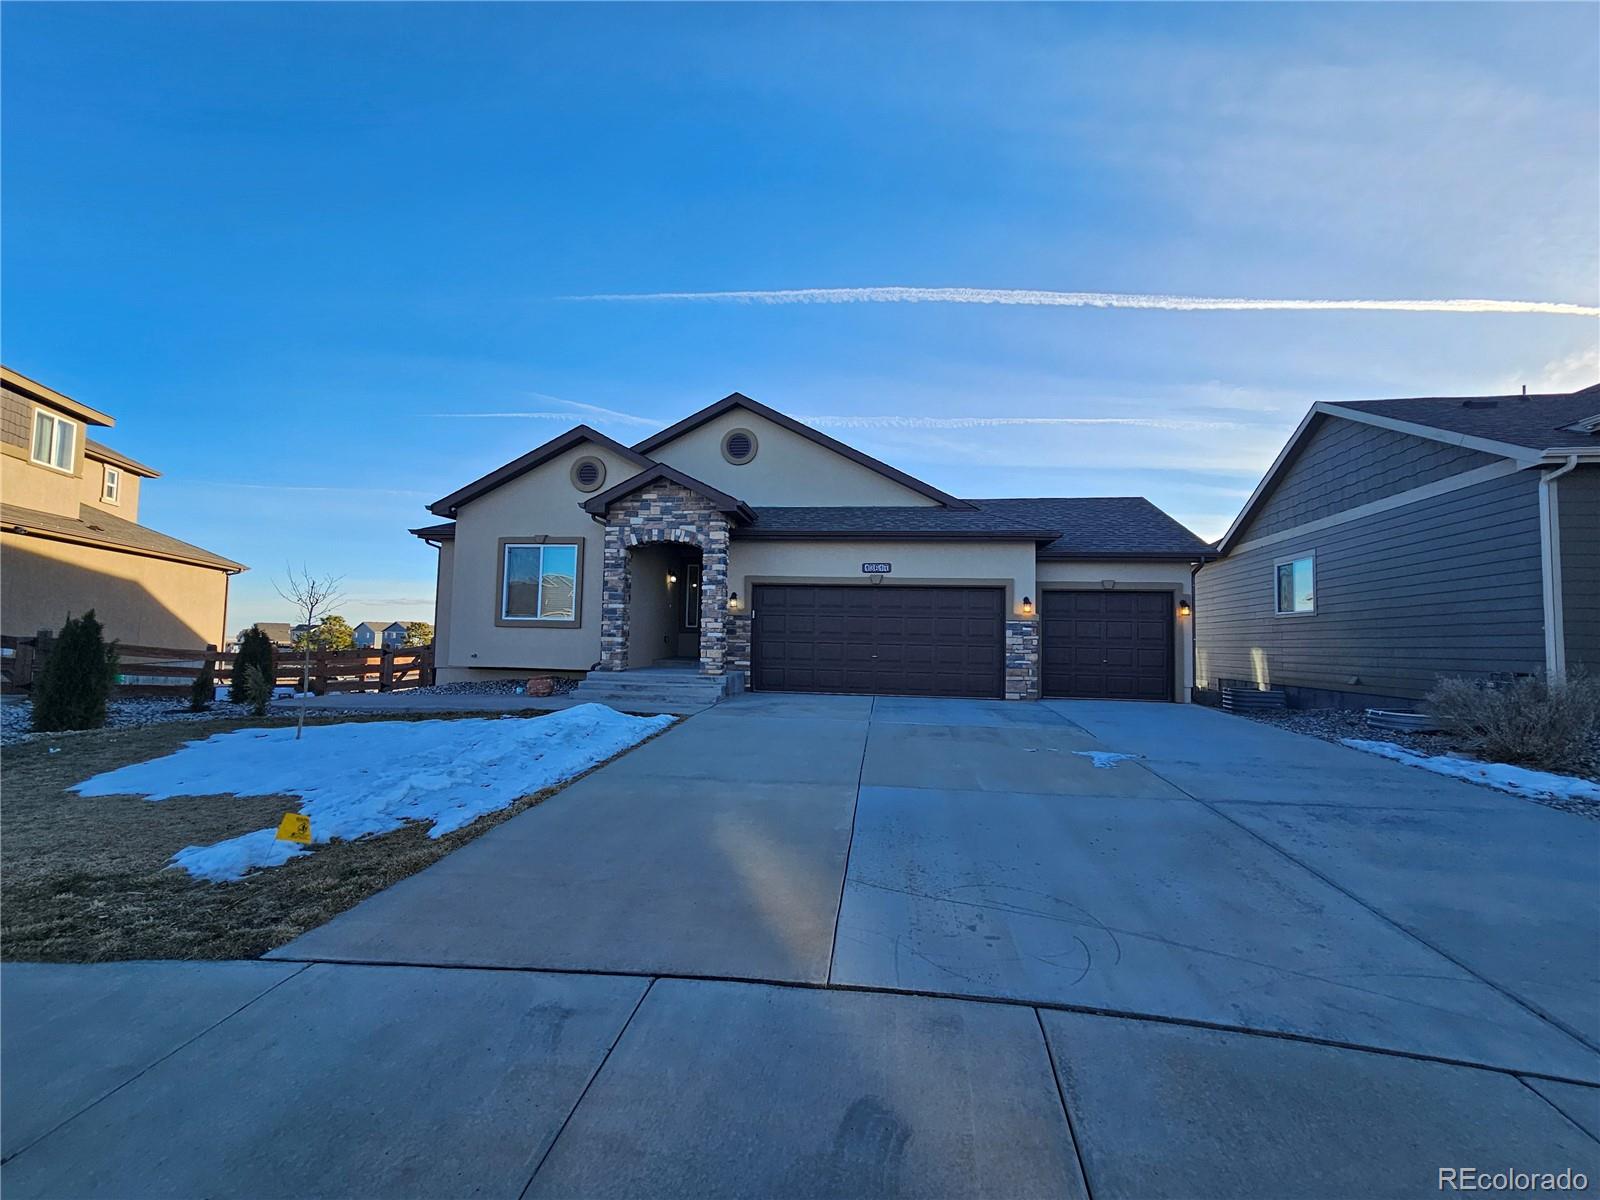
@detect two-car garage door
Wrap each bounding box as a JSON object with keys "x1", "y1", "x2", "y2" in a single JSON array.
[
  {"x1": 751, "y1": 585, "x2": 1004, "y2": 698},
  {"x1": 749, "y1": 584, "x2": 1175, "y2": 701}
]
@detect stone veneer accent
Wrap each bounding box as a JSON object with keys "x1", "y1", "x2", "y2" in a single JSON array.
[
  {"x1": 726, "y1": 612, "x2": 753, "y2": 682},
  {"x1": 1004, "y1": 619, "x2": 1040, "y2": 701},
  {"x1": 600, "y1": 481, "x2": 730, "y2": 675}
]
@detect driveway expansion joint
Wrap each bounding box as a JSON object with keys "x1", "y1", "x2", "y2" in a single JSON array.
[{"x1": 252, "y1": 956, "x2": 1600, "y2": 1087}]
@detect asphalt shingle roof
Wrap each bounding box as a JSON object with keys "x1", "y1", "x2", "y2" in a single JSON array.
[
  {"x1": 972, "y1": 497, "x2": 1215, "y2": 558},
  {"x1": 2, "y1": 503, "x2": 244, "y2": 571},
  {"x1": 1328, "y1": 383, "x2": 1600, "y2": 453},
  {"x1": 740, "y1": 506, "x2": 1061, "y2": 539}
]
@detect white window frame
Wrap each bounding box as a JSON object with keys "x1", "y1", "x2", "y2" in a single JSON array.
[
  {"x1": 30, "y1": 409, "x2": 78, "y2": 473},
  {"x1": 1273, "y1": 552, "x2": 1316, "y2": 616},
  {"x1": 102, "y1": 465, "x2": 122, "y2": 504},
  {"x1": 498, "y1": 539, "x2": 582, "y2": 626}
]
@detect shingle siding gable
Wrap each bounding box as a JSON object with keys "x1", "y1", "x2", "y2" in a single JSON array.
[{"x1": 1237, "y1": 415, "x2": 1502, "y2": 543}]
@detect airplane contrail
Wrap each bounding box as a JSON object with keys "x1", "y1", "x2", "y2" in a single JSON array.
[{"x1": 569, "y1": 286, "x2": 1599, "y2": 317}]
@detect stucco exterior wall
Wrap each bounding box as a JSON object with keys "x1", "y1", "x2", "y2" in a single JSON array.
[
  {"x1": 649, "y1": 408, "x2": 941, "y2": 506},
  {"x1": 1, "y1": 532, "x2": 230, "y2": 648},
  {"x1": 1034, "y1": 559, "x2": 1196, "y2": 701},
  {"x1": 441, "y1": 441, "x2": 640, "y2": 672},
  {"x1": 728, "y1": 539, "x2": 1038, "y2": 617},
  {"x1": 1, "y1": 447, "x2": 81, "y2": 517},
  {"x1": 81, "y1": 458, "x2": 142, "y2": 520}
]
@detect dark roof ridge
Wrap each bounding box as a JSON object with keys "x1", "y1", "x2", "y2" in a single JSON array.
[
  {"x1": 428, "y1": 425, "x2": 653, "y2": 517},
  {"x1": 631, "y1": 392, "x2": 976, "y2": 509}
]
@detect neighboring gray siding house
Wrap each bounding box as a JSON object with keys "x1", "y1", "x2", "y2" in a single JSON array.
[
  {"x1": 1196, "y1": 383, "x2": 1600, "y2": 709},
  {"x1": 412, "y1": 392, "x2": 1216, "y2": 701},
  {"x1": 353, "y1": 620, "x2": 408, "y2": 650}
]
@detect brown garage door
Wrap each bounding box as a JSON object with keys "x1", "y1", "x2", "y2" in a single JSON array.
[
  {"x1": 752, "y1": 585, "x2": 1004, "y2": 698},
  {"x1": 1042, "y1": 591, "x2": 1173, "y2": 701}
]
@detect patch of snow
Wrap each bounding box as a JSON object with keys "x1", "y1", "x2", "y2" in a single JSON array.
[
  {"x1": 74, "y1": 703, "x2": 674, "y2": 882},
  {"x1": 1340, "y1": 739, "x2": 1600, "y2": 802},
  {"x1": 1072, "y1": 751, "x2": 1142, "y2": 769},
  {"x1": 170, "y1": 828, "x2": 308, "y2": 882}
]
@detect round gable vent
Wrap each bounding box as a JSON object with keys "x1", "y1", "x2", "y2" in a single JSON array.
[
  {"x1": 570, "y1": 456, "x2": 607, "y2": 492},
  {"x1": 721, "y1": 428, "x2": 758, "y2": 465}
]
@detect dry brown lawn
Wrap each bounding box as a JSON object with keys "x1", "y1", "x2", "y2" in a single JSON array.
[{"x1": 2, "y1": 710, "x2": 645, "y2": 962}]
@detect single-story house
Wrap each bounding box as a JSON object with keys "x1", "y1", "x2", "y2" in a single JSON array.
[
  {"x1": 353, "y1": 620, "x2": 409, "y2": 650},
  {"x1": 1196, "y1": 383, "x2": 1599, "y2": 709},
  {"x1": 1, "y1": 365, "x2": 245, "y2": 649},
  {"x1": 412, "y1": 392, "x2": 1214, "y2": 701}
]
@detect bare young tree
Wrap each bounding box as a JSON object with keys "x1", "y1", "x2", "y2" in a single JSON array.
[{"x1": 274, "y1": 566, "x2": 346, "y2": 740}]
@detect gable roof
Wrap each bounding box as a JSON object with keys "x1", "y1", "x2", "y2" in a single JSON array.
[
  {"x1": 2, "y1": 501, "x2": 244, "y2": 572},
  {"x1": 356, "y1": 620, "x2": 408, "y2": 634},
  {"x1": 1326, "y1": 383, "x2": 1600, "y2": 455},
  {"x1": 428, "y1": 425, "x2": 653, "y2": 518},
  {"x1": 972, "y1": 498, "x2": 1218, "y2": 559},
  {"x1": 631, "y1": 392, "x2": 976, "y2": 509},
  {"x1": 580, "y1": 463, "x2": 756, "y2": 522},
  {"x1": 85, "y1": 439, "x2": 160, "y2": 478},
  {"x1": 1215, "y1": 382, "x2": 1600, "y2": 555}
]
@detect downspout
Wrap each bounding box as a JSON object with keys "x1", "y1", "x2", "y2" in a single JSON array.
[
  {"x1": 1539, "y1": 455, "x2": 1579, "y2": 683},
  {"x1": 1188, "y1": 559, "x2": 1202, "y2": 700}
]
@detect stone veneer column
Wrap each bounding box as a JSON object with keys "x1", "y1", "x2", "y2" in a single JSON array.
[
  {"x1": 1005, "y1": 619, "x2": 1040, "y2": 701},
  {"x1": 599, "y1": 522, "x2": 632, "y2": 671},
  {"x1": 598, "y1": 481, "x2": 731, "y2": 677},
  {"x1": 725, "y1": 612, "x2": 753, "y2": 682}
]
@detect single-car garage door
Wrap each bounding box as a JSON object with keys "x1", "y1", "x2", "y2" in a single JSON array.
[
  {"x1": 752, "y1": 585, "x2": 1004, "y2": 698},
  {"x1": 1042, "y1": 591, "x2": 1173, "y2": 701}
]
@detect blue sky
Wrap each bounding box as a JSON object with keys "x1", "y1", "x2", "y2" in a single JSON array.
[{"x1": 4, "y1": 2, "x2": 1597, "y2": 629}]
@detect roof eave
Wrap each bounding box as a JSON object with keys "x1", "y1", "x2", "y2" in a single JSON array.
[
  {"x1": 1, "y1": 366, "x2": 116, "y2": 427},
  {"x1": 733, "y1": 529, "x2": 1061, "y2": 542},
  {"x1": 1038, "y1": 549, "x2": 1220, "y2": 561},
  {"x1": 580, "y1": 463, "x2": 755, "y2": 522},
  {"x1": 3, "y1": 518, "x2": 245, "y2": 573}
]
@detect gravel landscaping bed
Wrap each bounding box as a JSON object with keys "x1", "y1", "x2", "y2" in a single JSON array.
[{"x1": 1237, "y1": 707, "x2": 1600, "y2": 819}]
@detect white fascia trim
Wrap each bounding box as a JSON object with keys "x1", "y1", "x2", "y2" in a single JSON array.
[
  {"x1": 1539, "y1": 455, "x2": 1580, "y2": 682},
  {"x1": 1318, "y1": 404, "x2": 1542, "y2": 464},
  {"x1": 1215, "y1": 406, "x2": 1321, "y2": 553},
  {"x1": 1226, "y1": 459, "x2": 1526, "y2": 557}
]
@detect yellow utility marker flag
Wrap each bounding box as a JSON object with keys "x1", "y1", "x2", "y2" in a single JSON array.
[{"x1": 275, "y1": 813, "x2": 312, "y2": 844}]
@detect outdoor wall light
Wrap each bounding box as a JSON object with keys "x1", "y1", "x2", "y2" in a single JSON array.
[
  {"x1": 728, "y1": 592, "x2": 741, "y2": 610},
  {"x1": 667, "y1": 573, "x2": 678, "y2": 584},
  {"x1": 1178, "y1": 597, "x2": 1193, "y2": 618},
  {"x1": 1020, "y1": 596, "x2": 1034, "y2": 616}
]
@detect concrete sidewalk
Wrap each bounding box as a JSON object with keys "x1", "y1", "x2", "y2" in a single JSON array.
[
  {"x1": 3, "y1": 962, "x2": 1595, "y2": 1199},
  {"x1": 269, "y1": 691, "x2": 714, "y2": 717}
]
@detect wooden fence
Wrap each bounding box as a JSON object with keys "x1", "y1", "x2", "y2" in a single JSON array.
[{"x1": 2, "y1": 632, "x2": 434, "y2": 697}]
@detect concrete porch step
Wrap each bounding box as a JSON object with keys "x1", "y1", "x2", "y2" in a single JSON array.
[{"x1": 569, "y1": 668, "x2": 745, "y2": 710}]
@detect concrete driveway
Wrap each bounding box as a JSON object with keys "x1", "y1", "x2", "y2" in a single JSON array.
[{"x1": 5, "y1": 695, "x2": 1598, "y2": 1198}]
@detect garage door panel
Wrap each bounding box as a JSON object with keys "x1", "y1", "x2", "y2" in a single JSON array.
[
  {"x1": 753, "y1": 585, "x2": 1004, "y2": 698},
  {"x1": 1042, "y1": 590, "x2": 1173, "y2": 702}
]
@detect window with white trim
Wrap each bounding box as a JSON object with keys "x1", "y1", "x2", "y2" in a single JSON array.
[
  {"x1": 102, "y1": 465, "x2": 122, "y2": 504},
  {"x1": 30, "y1": 410, "x2": 77, "y2": 472},
  {"x1": 501, "y1": 542, "x2": 580, "y2": 621},
  {"x1": 1274, "y1": 555, "x2": 1315, "y2": 614}
]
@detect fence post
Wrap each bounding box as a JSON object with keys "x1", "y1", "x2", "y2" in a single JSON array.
[
  {"x1": 13, "y1": 640, "x2": 35, "y2": 689},
  {"x1": 425, "y1": 643, "x2": 436, "y2": 686},
  {"x1": 314, "y1": 652, "x2": 329, "y2": 696},
  {"x1": 379, "y1": 649, "x2": 393, "y2": 692}
]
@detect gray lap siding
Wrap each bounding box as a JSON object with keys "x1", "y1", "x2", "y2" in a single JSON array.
[
  {"x1": 1559, "y1": 466, "x2": 1600, "y2": 675},
  {"x1": 1197, "y1": 469, "x2": 1544, "y2": 703},
  {"x1": 1238, "y1": 416, "x2": 1500, "y2": 542}
]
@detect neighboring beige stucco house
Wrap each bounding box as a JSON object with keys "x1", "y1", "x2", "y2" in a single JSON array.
[
  {"x1": 415, "y1": 392, "x2": 1214, "y2": 701},
  {"x1": 1, "y1": 366, "x2": 245, "y2": 648}
]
